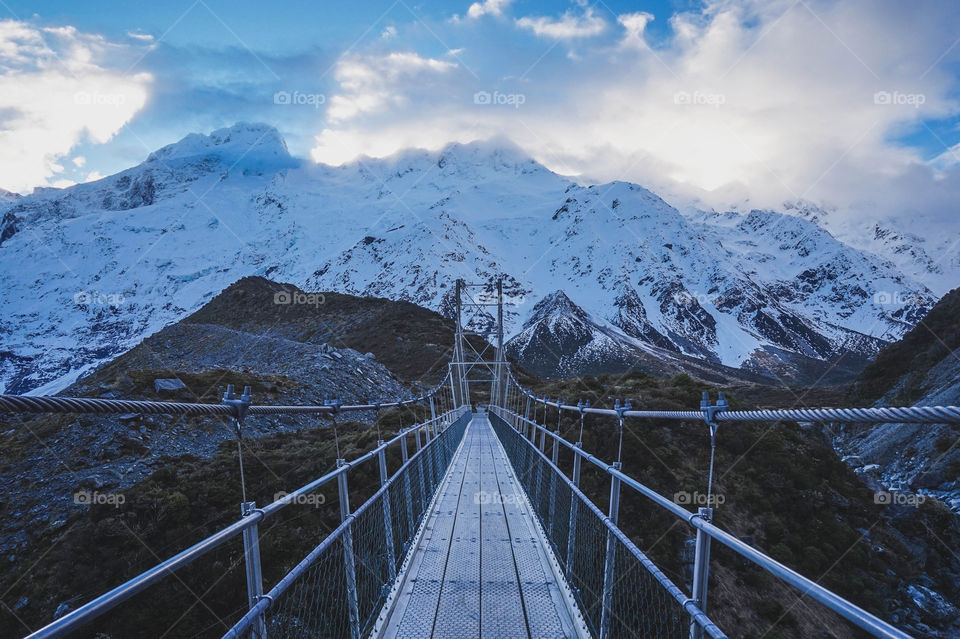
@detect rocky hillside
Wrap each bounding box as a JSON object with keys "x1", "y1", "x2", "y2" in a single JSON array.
[
  {"x1": 850, "y1": 287, "x2": 960, "y2": 406},
  {"x1": 833, "y1": 287, "x2": 960, "y2": 514},
  {"x1": 181, "y1": 275, "x2": 462, "y2": 385},
  {"x1": 524, "y1": 372, "x2": 960, "y2": 639},
  {"x1": 0, "y1": 277, "x2": 469, "y2": 578},
  {"x1": 507, "y1": 289, "x2": 875, "y2": 385}
]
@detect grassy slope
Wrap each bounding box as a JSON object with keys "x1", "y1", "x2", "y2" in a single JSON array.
[
  {"x1": 521, "y1": 372, "x2": 960, "y2": 639},
  {"x1": 0, "y1": 406, "x2": 427, "y2": 639},
  {"x1": 183, "y1": 276, "x2": 464, "y2": 385},
  {"x1": 850, "y1": 287, "x2": 960, "y2": 405}
]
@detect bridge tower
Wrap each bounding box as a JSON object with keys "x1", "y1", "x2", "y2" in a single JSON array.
[{"x1": 449, "y1": 278, "x2": 507, "y2": 408}]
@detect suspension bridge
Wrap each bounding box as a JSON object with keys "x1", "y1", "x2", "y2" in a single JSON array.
[{"x1": 3, "y1": 279, "x2": 959, "y2": 639}]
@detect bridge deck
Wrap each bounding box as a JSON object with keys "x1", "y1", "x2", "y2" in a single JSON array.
[{"x1": 375, "y1": 413, "x2": 584, "y2": 639}]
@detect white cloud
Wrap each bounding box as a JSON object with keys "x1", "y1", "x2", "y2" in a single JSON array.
[
  {"x1": 321, "y1": 52, "x2": 458, "y2": 126},
  {"x1": 0, "y1": 20, "x2": 151, "y2": 193},
  {"x1": 617, "y1": 12, "x2": 654, "y2": 48},
  {"x1": 380, "y1": 25, "x2": 397, "y2": 39},
  {"x1": 126, "y1": 30, "x2": 154, "y2": 42},
  {"x1": 71, "y1": 155, "x2": 86, "y2": 167},
  {"x1": 466, "y1": 0, "x2": 514, "y2": 20},
  {"x1": 515, "y1": 6, "x2": 606, "y2": 39},
  {"x1": 312, "y1": 0, "x2": 960, "y2": 231}
]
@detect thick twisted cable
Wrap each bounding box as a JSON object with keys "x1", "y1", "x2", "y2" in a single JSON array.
[
  {"x1": 502, "y1": 369, "x2": 960, "y2": 425},
  {"x1": 0, "y1": 371, "x2": 452, "y2": 417},
  {"x1": 714, "y1": 405, "x2": 960, "y2": 423},
  {"x1": 0, "y1": 395, "x2": 235, "y2": 416}
]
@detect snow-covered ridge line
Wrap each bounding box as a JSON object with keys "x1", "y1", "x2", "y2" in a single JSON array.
[{"x1": 0, "y1": 123, "x2": 943, "y2": 392}]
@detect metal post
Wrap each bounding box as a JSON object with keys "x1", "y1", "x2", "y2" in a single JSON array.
[
  {"x1": 565, "y1": 441, "x2": 583, "y2": 576},
  {"x1": 533, "y1": 421, "x2": 545, "y2": 515},
  {"x1": 337, "y1": 460, "x2": 361, "y2": 639},
  {"x1": 548, "y1": 429, "x2": 559, "y2": 538},
  {"x1": 454, "y1": 280, "x2": 464, "y2": 408},
  {"x1": 429, "y1": 395, "x2": 436, "y2": 422},
  {"x1": 689, "y1": 507, "x2": 713, "y2": 639},
  {"x1": 416, "y1": 443, "x2": 428, "y2": 512},
  {"x1": 495, "y1": 278, "x2": 504, "y2": 407},
  {"x1": 599, "y1": 462, "x2": 622, "y2": 639},
  {"x1": 424, "y1": 426, "x2": 436, "y2": 490},
  {"x1": 400, "y1": 433, "x2": 415, "y2": 537},
  {"x1": 240, "y1": 501, "x2": 266, "y2": 639},
  {"x1": 378, "y1": 444, "x2": 397, "y2": 581},
  {"x1": 447, "y1": 362, "x2": 457, "y2": 406}
]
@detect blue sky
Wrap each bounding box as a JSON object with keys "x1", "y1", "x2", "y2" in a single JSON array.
[{"x1": 1, "y1": 0, "x2": 959, "y2": 227}]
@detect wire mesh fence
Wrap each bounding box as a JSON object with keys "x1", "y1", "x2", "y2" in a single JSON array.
[
  {"x1": 264, "y1": 536, "x2": 350, "y2": 638},
  {"x1": 350, "y1": 492, "x2": 393, "y2": 636},
  {"x1": 226, "y1": 409, "x2": 471, "y2": 639},
  {"x1": 607, "y1": 539, "x2": 687, "y2": 638},
  {"x1": 489, "y1": 410, "x2": 708, "y2": 639}
]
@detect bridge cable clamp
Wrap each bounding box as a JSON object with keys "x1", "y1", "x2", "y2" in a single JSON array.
[
  {"x1": 614, "y1": 399, "x2": 631, "y2": 421},
  {"x1": 325, "y1": 398, "x2": 342, "y2": 414},
  {"x1": 700, "y1": 391, "x2": 727, "y2": 436},
  {"x1": 222, "y1": 384, "x2": 253, "y2": 423}
]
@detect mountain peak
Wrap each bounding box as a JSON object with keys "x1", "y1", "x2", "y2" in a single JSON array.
[
  {"x1": 146, "y1": 122, "x2": 296, "y2": 169},
  {"x1": 526, "y1": 290, "x2": 589, "y2": 326},
  {"x1": 336, "y1": 137, "x2": 554, "y2": 182},
  {"x1": 436, "y1": 137, "x2": 535, "y2": 167}
]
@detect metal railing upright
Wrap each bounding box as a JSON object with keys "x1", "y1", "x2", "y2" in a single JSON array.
[
  {"x1": 490, "y1": 366, "x2": 933, "y2": 639},
  {"x1": 10, "y1": 373, "x2": 470, "y2": 639}
]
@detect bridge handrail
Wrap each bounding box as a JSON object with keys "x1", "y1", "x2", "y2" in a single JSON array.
[
  {"x1": 505, "y1": 368, "x2": 960, "y2": 424},
  {"x1": 491, "y1": 405, "x2": 914, "y2": 639},
  {"x1": 0, "y1": 372, "x2": 453, "y2": 418},
  {"x1": 222, "y1": 407, "x2": 472, "y2": 639},
  {"x1": 23, "y1": 404, "x2": 469, "y2": 639},
  {"x1": 487, "y1": 409, "x2": 727, "y2": 638}
]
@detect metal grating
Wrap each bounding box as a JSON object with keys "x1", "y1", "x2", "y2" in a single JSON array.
[{"x1": 378, "y1": 414, "x2": 585, "y2": 639}]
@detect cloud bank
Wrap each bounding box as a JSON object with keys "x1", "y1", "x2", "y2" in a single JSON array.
[
  {"x1": 309, "y1": 0, "x2": 960, "y2": 231},
  {"x1": 0, "y1": 20, "x2": 151, "y2": 192}
]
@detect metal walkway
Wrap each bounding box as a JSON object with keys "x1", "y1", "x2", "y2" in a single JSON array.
[
  {"x1": 375, "y1": 413, "x2": 586, "y2": 639},
  {"x1": 13, "y1": 291, "x2": 938, "y2": 639}
]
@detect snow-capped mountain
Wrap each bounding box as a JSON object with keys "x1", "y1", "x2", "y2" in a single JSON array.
[
  {"x1": 767, "y1": 200, "x2": 957, "y2": 299},
  {"x1": 0, "y1": 123, "x2": 942, "y2": 392}
]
